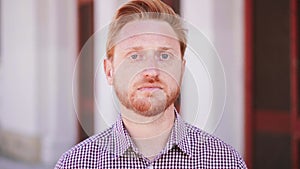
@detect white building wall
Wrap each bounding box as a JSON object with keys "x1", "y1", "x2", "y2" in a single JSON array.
[
  {"x1": 213, "y1": 0, "x2": 245, "y2": 156},
  {"x1": 1, "y1": 0, "x2": 38, "y2": 137},
  {"x1": 37, "y1": 0, "x2": 77, "y2": 164},
  {"x1": 0, "y1": 0, "x2": 77, "y2": 165},
  {"x1": 181, "y1": 0, "x2": 245, "y2": 155}
]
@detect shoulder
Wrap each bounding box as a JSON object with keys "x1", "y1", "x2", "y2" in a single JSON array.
[
  {"x1": 185, "y1": 123, "x2": 247, "y2": 168},
  {"x1": 186, "y1": 123, "x2": 236, "y2": 151},
  {"x1": 55, "y1": 127, "x2": 113, "y2": 169}
]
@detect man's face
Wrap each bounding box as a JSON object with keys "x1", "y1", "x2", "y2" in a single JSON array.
[{"x1": 105, "y1": 20, "x2": 185, "y2": 117}]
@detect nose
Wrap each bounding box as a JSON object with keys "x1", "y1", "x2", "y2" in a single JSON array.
[
  {"x1": 142, "y1": 67, "x2": 159, "y2": 79},
  {"x1": 142, "y1": 51, "x2": 160, "y2": 77}
]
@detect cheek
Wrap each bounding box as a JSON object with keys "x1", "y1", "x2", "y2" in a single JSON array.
[
  {"x1": 113, "y1": 67, "x2": 134, "y2": 89},
  {"x1": 114, "y1": 59, "x2": 140, "y2": 81},
  {"x1": 161, "y1": 73, "x2": 181, "y2": 88},
  {"x1": 159, "y1": 64, "x2": 183, "y2": 86}
]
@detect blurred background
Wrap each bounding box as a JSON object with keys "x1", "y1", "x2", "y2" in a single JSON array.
[{"x1": 0, "y1": 0, "x2": 298, "y2": 169}]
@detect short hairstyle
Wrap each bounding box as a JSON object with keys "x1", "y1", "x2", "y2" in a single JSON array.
[{"x1": 106, "y1": 0, "x2": 187, "y2": 60}]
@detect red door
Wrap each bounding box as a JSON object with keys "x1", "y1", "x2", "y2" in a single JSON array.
[{"x1": 245, "y1": 0, "x2": 299, "y2": 168}]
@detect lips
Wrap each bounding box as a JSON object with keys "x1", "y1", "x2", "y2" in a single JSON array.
[{"x1": 137, "y1": 85, "x2": 163, "y2": 91}]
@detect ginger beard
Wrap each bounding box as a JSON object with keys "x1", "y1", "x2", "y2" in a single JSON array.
[{"x1": 113, "y1": 69, "x2": 181, "y2": 117}]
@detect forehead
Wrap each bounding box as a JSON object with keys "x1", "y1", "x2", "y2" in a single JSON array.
[{"x1": 114, "y1": 20, "x2": 180, "y2": 52}]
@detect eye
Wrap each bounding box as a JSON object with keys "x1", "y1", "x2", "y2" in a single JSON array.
[
  {"x1": 130, "y1": 54, "x2": 138, "y2": 60},
  {"x1": 160, "y1": 53, "x2": 169, "y2": 60}
]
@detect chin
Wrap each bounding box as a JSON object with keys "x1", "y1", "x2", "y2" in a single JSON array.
[
  {"x1": 132, "y1": 100, "x2": 170, "y2": 117},
  {"x1": 136, "y1": 107, "x2": 164, "y2": 117}
]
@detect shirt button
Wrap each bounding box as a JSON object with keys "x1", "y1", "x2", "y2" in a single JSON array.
[{"x1": 147, "y1": 164, "x2": 153, "y2": 169}]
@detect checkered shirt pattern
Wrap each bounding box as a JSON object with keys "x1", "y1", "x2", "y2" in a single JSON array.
[{"x1": 55, "y1": 113, "x2": 247, "y2": 168}]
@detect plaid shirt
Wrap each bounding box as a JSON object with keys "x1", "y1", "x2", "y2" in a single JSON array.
[{"x1": 55, "y1": 113, "x2": 247, "y2": 168}]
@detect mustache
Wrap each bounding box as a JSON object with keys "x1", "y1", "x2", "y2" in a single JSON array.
[{"x1": 133, "y1": 77, "x2": 165, "y2": 90}]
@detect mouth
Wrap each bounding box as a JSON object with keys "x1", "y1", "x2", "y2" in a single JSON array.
[{"x1": 137, "y1": 85, "x2": 163, "y2": 91}]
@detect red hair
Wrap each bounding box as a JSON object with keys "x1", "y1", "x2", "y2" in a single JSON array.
[{"x1": 106, "y1": 0, "x2": 187, "y2": 60}]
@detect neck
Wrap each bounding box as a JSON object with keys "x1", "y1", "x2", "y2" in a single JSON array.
[
  {"x1": 121, "y1": 104, "x2": 175, "y2": 139},
  {"x1": 121, "y1": 104, "x2": 175, "y2": 159}
]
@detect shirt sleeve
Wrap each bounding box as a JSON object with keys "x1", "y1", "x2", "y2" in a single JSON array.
[
  {"x1": 54, "y1": 154, "x2": 67, "y2": 169},
  {"x1": 238, "y1": 156, "x2": 248, "y2": 169}
]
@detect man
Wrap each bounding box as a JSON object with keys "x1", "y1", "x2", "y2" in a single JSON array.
[{"x1": 55, "y1": 0, "x2": 247, "y2": 168}]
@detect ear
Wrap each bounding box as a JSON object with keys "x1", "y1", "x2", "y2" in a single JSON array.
[
  {"x1": 104, "y1": 58, "x2": 113, "y2": 85},
  {"x1": 178, "y1": 58, "x2": 186, "y2": 85},
  {"x1": 181, "y1": 58, "x2": 186, "y2": 75}
]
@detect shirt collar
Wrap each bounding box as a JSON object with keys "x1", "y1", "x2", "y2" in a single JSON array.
[
  {"x1": 164, "y1": 111, "x2": 192, "y2": 157},
  {"x1": 110, "y1": 111, "x2": 192, "y2": 159},
  {"x1": 110, "y1": 114, "x2": 136, "y2": 159}
]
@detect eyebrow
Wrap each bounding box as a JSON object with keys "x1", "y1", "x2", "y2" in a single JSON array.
[
  {"x1": 123, "y1": 46, "x2": 175, "y2": 52},
  {"x1": 123, "y1": 46, "x2": 144, "y2": 52},
  {"x1": 158, "y1": 47, "x2": 174, "y2": 51}
]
